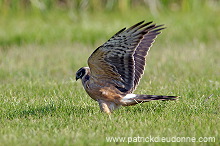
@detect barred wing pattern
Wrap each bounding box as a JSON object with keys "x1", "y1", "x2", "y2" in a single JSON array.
[
  {"x1": 132, "y1": 26, "x2": 164, "y2": 92},
  {"x1": 88, "y1": 21, "x2": 165, "y2": 93}
]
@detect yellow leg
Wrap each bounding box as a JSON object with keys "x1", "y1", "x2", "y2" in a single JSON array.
[{"x1": 98, "y1": 100, "x2": 111, "y2": 114}]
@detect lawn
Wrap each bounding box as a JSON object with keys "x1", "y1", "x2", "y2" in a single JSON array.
[{"x1": 0, "y1": 3, "x2": 219, "y2": 146}]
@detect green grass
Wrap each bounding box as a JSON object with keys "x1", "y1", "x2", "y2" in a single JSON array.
[{"x1": 0, "y1": 6, "x2": 220, "y2": 146}]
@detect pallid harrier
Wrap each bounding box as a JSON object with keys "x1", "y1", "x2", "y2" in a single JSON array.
[{"x1": 76, "y1": 21, "x2": 177, "y2": 114}]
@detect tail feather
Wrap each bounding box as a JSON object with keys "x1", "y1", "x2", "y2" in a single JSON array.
[{"x1": 121, "y1": 94, "x2": 178, "y2": 106}]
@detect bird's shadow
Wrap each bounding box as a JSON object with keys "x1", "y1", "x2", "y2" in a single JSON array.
[{"x1": 6, "y1": 104, "x2": 96, "y2": 120}]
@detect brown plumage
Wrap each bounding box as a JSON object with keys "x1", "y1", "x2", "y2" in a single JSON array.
[{"x1": 76, "y1": 21, "x2": 178, "y2": 114}]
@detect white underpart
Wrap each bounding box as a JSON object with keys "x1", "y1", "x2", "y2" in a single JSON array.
[
  {"x1": 124, "y1": 94, "x2": 137, "y2": 99},
  {"x1": 121, "y1": 94, "x2": 137, "y2": 103}
]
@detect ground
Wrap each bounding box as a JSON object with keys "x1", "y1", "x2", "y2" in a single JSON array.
[{"x1": 0, "y1": 6, "x2": 219, "y2": 146}]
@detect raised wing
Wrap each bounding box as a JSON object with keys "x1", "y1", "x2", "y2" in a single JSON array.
[
  {"x1": 132, "y1": 25, "x2": 164, "y2": 92},
  {"x1": 88, "y1": 21, "x2": 164, "y2": 93}
]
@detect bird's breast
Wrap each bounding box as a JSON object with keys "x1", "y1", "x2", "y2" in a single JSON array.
[{"x1": 83, "y1": 80, "x2": 123, "y2": 103}]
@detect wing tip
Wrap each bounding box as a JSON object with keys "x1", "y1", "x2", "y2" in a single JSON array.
[{"x1": 111, "y1": 20, "x2": 165, "y2": 37}]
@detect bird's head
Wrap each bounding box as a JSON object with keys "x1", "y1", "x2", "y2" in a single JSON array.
[{"x1": 75, "y1": 67, "x2": 90, "y2": 81}]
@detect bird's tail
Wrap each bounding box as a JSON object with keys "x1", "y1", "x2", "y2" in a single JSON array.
[{"x1": 121, "y1": 94, "x2": 178, "y2": 106}]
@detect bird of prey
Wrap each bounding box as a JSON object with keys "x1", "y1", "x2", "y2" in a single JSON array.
[{"x1": 76, "y1": 21, "x2": 178, "y2": 114}]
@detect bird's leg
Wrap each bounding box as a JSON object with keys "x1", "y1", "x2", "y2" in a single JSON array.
[{"x1": 97, "y1": 99, "x2": 111, "y2": 114}]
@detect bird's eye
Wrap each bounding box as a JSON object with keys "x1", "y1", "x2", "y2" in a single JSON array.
[
  {"x1": 77, "y1": 72, "x2": 82, "y2": 77},
  {"x1": 76, "y1": 68, "x2": 86, "y2": 79}
]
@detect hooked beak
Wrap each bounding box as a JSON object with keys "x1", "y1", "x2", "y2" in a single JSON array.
[{"x1": 76, "y1": 76, "x2": 79, "y2": 81}]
